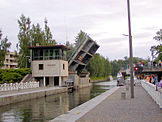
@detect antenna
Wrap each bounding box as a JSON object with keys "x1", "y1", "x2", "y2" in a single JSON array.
[{"x1": 64, "y1": 17, "x2": 68, "y2": 42}]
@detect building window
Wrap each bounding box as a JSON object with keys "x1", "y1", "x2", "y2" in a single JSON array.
[
  {"x1": 10, "y1": 55, "x2": 13, "y2": 58},
  {"x1": 63, "y1": 64, "x2": 65, "y2": 70},
  {"x1": 39, "y1": 64, "x2": 43, "y2": 70},
  {"x1": 44, "y1": 49, "x2": 49, "y2": 60}
]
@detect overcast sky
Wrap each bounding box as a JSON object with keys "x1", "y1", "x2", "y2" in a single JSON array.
[{"x1": 0, "y1": 0, "x2": 162, "y2": 60}]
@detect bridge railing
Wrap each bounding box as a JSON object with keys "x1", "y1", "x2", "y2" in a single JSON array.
[
  {"x1": 142, "y1": 66, "x2": 162, "y2": 70},
  {"x1": 141, "y1": 80, "x2": 162, "y2": 108},
  {"x1": 0, "y1": 81, "x2": 39, "y2": 91}
]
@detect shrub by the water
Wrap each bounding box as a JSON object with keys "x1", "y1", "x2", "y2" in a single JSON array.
[{"x1": 0, "y1": 68, "x2": 31, "y2": 84}]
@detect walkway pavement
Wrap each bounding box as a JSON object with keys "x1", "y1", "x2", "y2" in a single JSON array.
[{"x1": 77, "y1": 85, "x2": 162, "y2": 122}]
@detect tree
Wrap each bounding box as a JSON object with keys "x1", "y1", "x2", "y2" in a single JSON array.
[
  {"x1": 0, "y1": 30, "x2": 11, "y2": 68},
  {"x1": 74, "y1": 30, "x2": 85, "y2": 47},
  {"x1": 30, "y1": 19, "x2": 56, "y2": 46},
  {"x1": 66, "y1": 41, "x2": 74, "y2": 58},
  {"x1": 44, "y1": 18, "x2": 56, "y2": 45},
  {"x1": 17, "y1": 14, "x2": 31, "y2": 68},
  {"x1": 17, "y1": 15, "x2": 56, "y2": 68},
  {"x1": 30, "y1": 23, "x2": 44, "y2": 46},
  {"x1": 110, "y1": 57, "x2": 148, "y2": 76},
  {"x1": 152, "y1": 29, "x2": 162, "y2": 60},
  {"x1": 86, "y1": 53, "x2": 111, "y2": 78}
]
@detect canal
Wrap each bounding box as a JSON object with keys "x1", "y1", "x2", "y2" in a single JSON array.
[{"x1": 0, "y1": 80, "x2": 116, "y2": 122}]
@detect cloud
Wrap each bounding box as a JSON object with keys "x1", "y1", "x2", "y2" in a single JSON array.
[{"x1": 0, "y1": 0, "x2": 162, "y2": 60}]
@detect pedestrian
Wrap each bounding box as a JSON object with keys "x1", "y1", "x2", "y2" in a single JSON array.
[
  {"x1": 142, "y1": 61, "x2": 145, "y2": 67},
  {"x1": 148, "y1": 61, "x2": 151, "y2": 69},
  {"x1": 153, "y1": 61, "x2": 156, "y2": 67},
  {"x1": 158, "y1": 60, "x2": 161, "y2": 68},
  {"x1": 158, "y1": 77, "x2": 162, "y2": 87},
  {"x1": 150, "y1": 75, "x2": 154, "y2": 84},
  {"x1": 153, "y1": 75, "x2": 158, "y2": 85},
  {"x1": 146, "y1": 75, "x2": 150, "y2": 82}
]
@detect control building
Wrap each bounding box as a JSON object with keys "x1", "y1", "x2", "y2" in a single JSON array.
[{"x1": 29, "y1": 45, "x2": 70, "y2": 87}]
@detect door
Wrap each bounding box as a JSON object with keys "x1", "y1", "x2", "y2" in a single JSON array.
[
  {"x1": 54, "y1": 77, "x2": 59, "y2": 86},
  {"x1": 46, "y1": 77, "x2": 49, "y2": 86}
]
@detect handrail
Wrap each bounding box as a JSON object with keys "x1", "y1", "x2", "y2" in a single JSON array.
[{"x1": 0, "y1": 82, "x2": 39, "y2": 91}]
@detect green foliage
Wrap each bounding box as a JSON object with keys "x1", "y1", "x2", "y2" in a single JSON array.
[
  {"x1": 90, "y1": 77, "x2": 109, "y2": 81},
  {"x1": 75, "y1": 30, "x2": 85, "y2": 47},
  {"x1": 17, "y1": 14, "x2": 31, "y2": 68},
  {"x1": 17, "y1": 14, "x2": 56, "y2": 68},
  {"x1": 0, "y1": 68, "x2": 31, "y2": 84},
  {"x1": 30, "y1": 19, "x2": 56, "y2": 46},
  {"x1": 110, "y1": 57, "x2": 148, "y2": 76},
  {"x1": 66, "y1": 41, "x2": 74, "y2": 58},
  {"x1": 0, "y1": 30, "x2": 11, "y2": 68},
  {"x1": 152, "y1": 29, "x2": 162, "y2": 60},
  {"x1": 110, "y1": 60, "x2": 121, "y2": 76},
  {"x1": 86, "y1": 53, "x2": 111, "y2": 78},
  {"x1": 2, "y1": 72, "x2": 22, "y2": 83}
]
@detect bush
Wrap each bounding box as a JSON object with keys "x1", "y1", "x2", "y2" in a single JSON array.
[
  {"x1": 2, "y1": 72, "x2": 22, "y2": 83},
  {"x1": 0, "y1": 68, "x2": 31, "y2": 84}
]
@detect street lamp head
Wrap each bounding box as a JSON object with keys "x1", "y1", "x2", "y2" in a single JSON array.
[{"x1": 122, "y1": 34, "x2": 129, "y2": 36}]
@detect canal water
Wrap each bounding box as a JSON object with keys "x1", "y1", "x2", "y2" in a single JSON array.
[{"x1": 0, "y1": 80, "x2": 116, "y2": 122}]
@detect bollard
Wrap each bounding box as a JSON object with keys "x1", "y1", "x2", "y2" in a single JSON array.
[
  {"x1": 121, "y1": 91, "x2": 126, "y2": 99},
  {"x1": 126, "y1": 84, "x2": 129, "y2": 91}
]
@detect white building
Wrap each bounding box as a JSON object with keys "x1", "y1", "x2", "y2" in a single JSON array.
[
  {"x1": 2, "y1": 51, "x2": 18, "y2": 69},
  {"x1": 29, "y1": 45, "x2": 70, "y2": 87}
]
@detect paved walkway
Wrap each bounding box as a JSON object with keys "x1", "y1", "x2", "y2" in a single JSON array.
[{"x1": 77, "y1": 85, "x2": 162, "y2": 122}]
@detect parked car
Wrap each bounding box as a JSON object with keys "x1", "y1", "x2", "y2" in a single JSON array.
[{"x1": 65, "y1": 79, "x2": 74, "y2": 86}]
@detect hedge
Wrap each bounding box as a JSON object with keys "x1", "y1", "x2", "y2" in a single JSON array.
[{"x1": 0, "y1": 68, "x2": 31, "y2": 84}]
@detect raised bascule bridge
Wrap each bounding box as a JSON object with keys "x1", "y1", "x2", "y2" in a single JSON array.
[
  {"x1": 68, "y1": 31, "x2": 99, "y2": 75},
  {"x1": 67, "y1": 31, "x2": 99, "y2": 88}
]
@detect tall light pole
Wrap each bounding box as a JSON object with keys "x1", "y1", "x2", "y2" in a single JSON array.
[{"x1": 127, "y1": 0, "x2": 134, "y2": 98}]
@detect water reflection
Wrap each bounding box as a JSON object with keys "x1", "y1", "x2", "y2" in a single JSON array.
[{"x1": 0, "y1": 80, "x2": 115, "y2": 122}]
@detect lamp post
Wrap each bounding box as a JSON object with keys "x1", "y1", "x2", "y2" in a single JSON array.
[{"x1": 127, "y1": 0, "x2": 134, "y2": 98}]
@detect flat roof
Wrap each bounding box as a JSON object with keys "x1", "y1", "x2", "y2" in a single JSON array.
[{"x1": 28, "y1": 45, "x2": 71, "y2": 51}]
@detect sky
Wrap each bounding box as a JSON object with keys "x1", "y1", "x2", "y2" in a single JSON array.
[{"x1": 0, "y1": 0, "x2": 162, "y2": 60}]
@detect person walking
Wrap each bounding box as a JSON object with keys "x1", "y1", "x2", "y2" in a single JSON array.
[
  {"x1": 142, "y1": 61, "x2": 145, "y2": 67},
  {"x1": 148, "y1": 61, "x2": 151, "y2": 69},
  {"x1": 158, "y1": 77, "x2": 162, "y2": 87},
  {"x1": 158, "y1": 60, "x2": 161, "y2": 68},
  {"x1": 153, "y1": 75, "x2": 158, "y2": 85},
  {"x1": 153, "y1": 61, "x2": 156, "y2": 67}
]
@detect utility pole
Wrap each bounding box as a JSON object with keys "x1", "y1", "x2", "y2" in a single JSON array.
[{"x1": 127, "y1": 0, "x2": 134, "y2": 98}]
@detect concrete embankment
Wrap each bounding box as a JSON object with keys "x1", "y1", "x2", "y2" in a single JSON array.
[
  {"x1": 51, "y1": 84, "x2": 162, "y2": 122},
  {"x1": 0, "y1": 83, "x2": 93, "y2": 107},
  {"x1": 78, "y1": 83, "x2": 92, "y2": 88},
  {"x1": 50, "y1": 86, "x2": 119, "y2": 122},
  {"x1": 0, "y1": 87, "x2": 68, "y2": 107}
]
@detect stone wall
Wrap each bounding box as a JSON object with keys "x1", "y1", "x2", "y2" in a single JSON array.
[
  {"x1": 0, "y1": 87, "x2": 68, "y2": 107},
  {"x1": 141, "y1": 80, "x2": 162, "y2": 108},
  {"x1": 69, "y1": 71, "x2": 91, "y2": 89}
]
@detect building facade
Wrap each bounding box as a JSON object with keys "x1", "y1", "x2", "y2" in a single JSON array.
[
  {"x1": 2, "y1": 51, "x2": 18, "y2": 69},
  {"x1": 29, "y1": 45, "x2": 70, "y2": 87}
]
